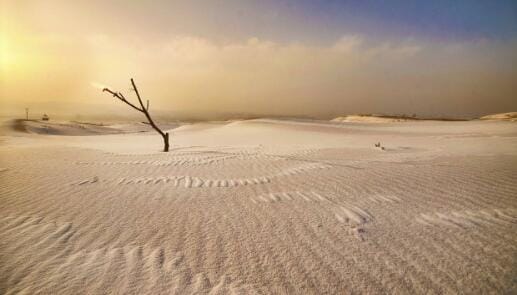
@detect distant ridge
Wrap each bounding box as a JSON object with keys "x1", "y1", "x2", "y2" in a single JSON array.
[
  {"x1": 479, "y1": 112, "x2": 517, "y2": 122},
  {"x1": 332, "y1": 114, "x2": 467, "y2": 123}
]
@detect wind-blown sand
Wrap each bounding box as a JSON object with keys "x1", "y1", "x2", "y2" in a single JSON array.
[{"x1": 1, "y1": 118, "x2": 516, "y2": 294}]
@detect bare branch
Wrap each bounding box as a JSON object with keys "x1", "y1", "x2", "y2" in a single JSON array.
[
  {"x1": 101, "y1": 79, "x2": 170, "y2": 152},
  {"x1": 130, "y1": 79, "x2": 146, "y2": 110},
  {"x1": 102, "y1": 88, "x2": 143, "y2": 112},
  {"x1": 130, "y1": 78, "x2": 166, "y2": 137}
]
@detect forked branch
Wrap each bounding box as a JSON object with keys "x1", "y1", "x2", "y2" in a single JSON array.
[{"x1": 102, "y1": 79, "x2": 170, "y2": 152}]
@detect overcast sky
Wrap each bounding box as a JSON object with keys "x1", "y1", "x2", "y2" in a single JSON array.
[{"x1": 1, "y1": 0, "x2": 516, "y2": 119}]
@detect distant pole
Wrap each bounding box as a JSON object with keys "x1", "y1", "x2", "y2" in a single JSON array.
[{"x1": 25, "y1": 108, "x2": 29, "y2": 120}]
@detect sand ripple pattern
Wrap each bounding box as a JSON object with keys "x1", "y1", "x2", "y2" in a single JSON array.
[
  {"x1": 69, "y1": 162, "x2": 331, "y2": 187},
  {"x1": 416, "y1": 209, "x2": 517, "y2": 228},
  {"x1": 369, "y1": 194, "x2": 401, "y2": 204},
  {"x1": 75, "y1": 155, "x2": 237, "y2": 167},
  {"x1": 333, "y1": 204, "x2": 373, "y2": 240},
  {"x1": 1, "y1": 144, "x2": 516, "y2": 294},
  {"x1": 251, "y1": 191, "x2": 329, "y2": 203},
  {"x1": 0, "y1": 215, "x2": 258, "y2": 294}
]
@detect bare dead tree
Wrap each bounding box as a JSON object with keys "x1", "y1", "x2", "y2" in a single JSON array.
[{"x1": 102, "y1": 78, "x2": 170, "y2": 152}]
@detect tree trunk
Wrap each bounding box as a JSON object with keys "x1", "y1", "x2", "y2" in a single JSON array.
[{"x1": 163, "y1": 132, "x2": 169, "y2": 152}]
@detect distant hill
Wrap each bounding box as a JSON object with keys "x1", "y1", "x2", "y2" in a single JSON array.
[{"x1": 479, "y1": 112, "x2": 517, "y2": 122}]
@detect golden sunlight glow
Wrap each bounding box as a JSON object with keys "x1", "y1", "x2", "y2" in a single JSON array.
[
  {"x1": 0, "y1": 36, "x2": 15, "y2": 71},
  {"x1": 0, "y1": 1, "x2": 515, "y2": 119},
  {"x1": 90, "y1": 82, "x2": 110, "y2": 90},
  {"x1": 0, "y1": 34, "x2": 37, "y2": 75}
]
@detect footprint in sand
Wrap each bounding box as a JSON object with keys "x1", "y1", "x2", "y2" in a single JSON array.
[{"x1": 334, "y1": 204, "x2": 373, "y2": 241}]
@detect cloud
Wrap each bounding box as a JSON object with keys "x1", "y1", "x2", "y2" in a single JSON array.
[
  {"x1": 332, "y1": 35, "x2": 363, "y2": 52},
  {"x1": 2, "y1": 33, "x2": 516, "y2": 119}
]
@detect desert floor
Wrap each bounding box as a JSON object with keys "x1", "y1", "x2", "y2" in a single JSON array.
[{"x1": 0, "y1": 118, "x2": 516, "y2": 294}]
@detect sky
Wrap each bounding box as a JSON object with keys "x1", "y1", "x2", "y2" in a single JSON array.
[{"x1": 1, "y1": 0, "x2": 516, "y2": 120}]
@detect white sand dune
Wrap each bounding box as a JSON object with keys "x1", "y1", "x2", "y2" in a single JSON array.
[
  {"x1": 332, "y1": 114, "x2": 419, "y2": 123},
  {"x1": 480, "y1": 112, "x2": 517, "y2": 122},
  {"x1": 1, "y1": 119, "x2": 181, "y2": 136},
  {"x1": 1, "y1": 118, "x2": 516, "y2": 294},
  {"x1": 1, "y1": 119, "x2": 123, "y2": 136}
]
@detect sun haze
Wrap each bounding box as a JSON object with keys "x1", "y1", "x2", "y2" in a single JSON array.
[{"x1": 1, "y1": 0, "x2": 516, "y2": 119}]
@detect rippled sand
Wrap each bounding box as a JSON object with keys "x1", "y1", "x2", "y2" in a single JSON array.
[{"x1": 1, "y1": 118, "x2": 516, "y2": 294}]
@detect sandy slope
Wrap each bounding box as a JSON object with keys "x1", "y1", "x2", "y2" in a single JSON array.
[
  {"x1": 0, "y1": 118, "x2": 516, "y2": 294},
  {"x1": 332, "y1": 115, "x2": 418, "y2": 123},
  {"x1": 1, "y1": 119, "x2": 182, "y2": 136},
  {"x1": 480, "y1": 112, "x2": 517, "y2": 122}
]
